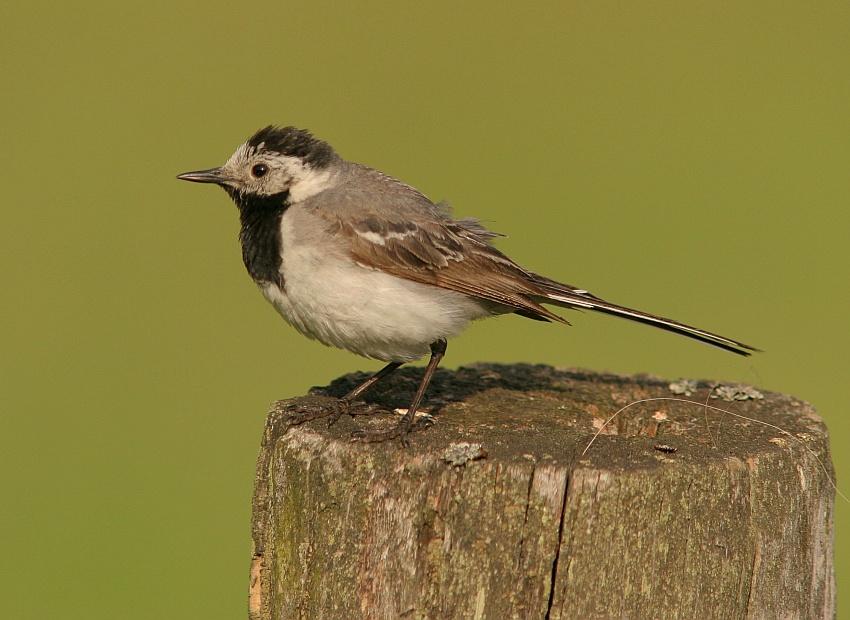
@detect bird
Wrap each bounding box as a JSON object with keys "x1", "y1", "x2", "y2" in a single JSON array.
[{"x1": 177, "y1": 125, "x2": 759, "y2": 443}]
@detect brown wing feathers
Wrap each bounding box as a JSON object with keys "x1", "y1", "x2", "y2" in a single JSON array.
[
  {"x1": 338, "y1": 214, "x2": 568, "y2": 322},
  {"x1": 326, "y1": 195, "x2": 757, "y2": 356}
]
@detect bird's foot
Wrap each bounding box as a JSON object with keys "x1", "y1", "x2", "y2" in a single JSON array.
[
  {"x1": 276, "y1": 399, "x2": 392, "y2": 428},
  {"x1": 351, "y1": 413, "x2": 435, "y2": 446}
]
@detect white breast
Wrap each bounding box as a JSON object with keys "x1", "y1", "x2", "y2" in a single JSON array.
[{"x1": 258, "y1": 213, "x2": 492, "y2": 363}]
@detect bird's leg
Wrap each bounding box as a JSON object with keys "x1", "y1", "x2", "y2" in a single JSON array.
[
  {"x1": 352, "y1": 339, "x2": 446, "y2": 445},
  {"x1": 342, "y1": 361, "x2": 403, "y2": 402},
  {"x1": 280, "y1": 361, "x2": 402, "y2": 427}
]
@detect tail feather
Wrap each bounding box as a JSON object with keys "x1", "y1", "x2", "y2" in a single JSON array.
[{"x1": 536, "y1": 286, "x2": 760, "y2": 357}]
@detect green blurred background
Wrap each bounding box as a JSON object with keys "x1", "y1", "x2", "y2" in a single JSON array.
[{"x1": 2, "y1": 2, "x2": 847, "y2": 618}]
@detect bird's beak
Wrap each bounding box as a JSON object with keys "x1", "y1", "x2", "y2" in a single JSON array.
[{"x1": 176, "y1": 167, "x2": 231, "y2": 185}]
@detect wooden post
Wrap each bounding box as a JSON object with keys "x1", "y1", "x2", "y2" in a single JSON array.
[{"x1": 249, "y1": 364, "x2": 835, "y2": 620}]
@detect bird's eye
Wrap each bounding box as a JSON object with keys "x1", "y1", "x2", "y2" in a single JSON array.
[{"x1": 251, "y1": 164, "x2": 269, "y2": 178}]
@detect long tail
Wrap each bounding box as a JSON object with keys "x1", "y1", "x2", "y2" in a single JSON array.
[{"x1": 533, "y1": 280, "x2": 760, "y2": 357}]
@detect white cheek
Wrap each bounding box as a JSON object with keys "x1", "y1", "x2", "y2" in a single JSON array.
[{"x1": 287, "y1": 166, "x2": 333, "y2": 202}]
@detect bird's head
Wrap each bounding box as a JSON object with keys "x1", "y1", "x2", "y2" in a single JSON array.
[{"x1": 177, "y1": 125, "x2": 339, "y2": 205}]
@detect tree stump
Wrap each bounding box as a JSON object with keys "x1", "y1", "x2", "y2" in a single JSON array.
[{"x1": 248, "y1": 364, "x2": 835, "y2": 620}]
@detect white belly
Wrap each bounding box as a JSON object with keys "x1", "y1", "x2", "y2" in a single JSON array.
[{"x1": 259, "y1": 223, "x2": 491, "y2": 362}]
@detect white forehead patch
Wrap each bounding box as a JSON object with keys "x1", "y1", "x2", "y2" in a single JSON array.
[{"x1": 226, "y1": 141, "x2": 256, "y2": 167}]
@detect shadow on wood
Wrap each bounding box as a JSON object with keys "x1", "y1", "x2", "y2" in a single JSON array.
[{"x1": 249, "y1": 364, "x2": 835, "y2": 620}]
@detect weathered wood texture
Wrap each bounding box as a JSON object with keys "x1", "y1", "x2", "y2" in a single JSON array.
[{"x1": 249, "y1": 364, "x2": 835, "y2": 620}]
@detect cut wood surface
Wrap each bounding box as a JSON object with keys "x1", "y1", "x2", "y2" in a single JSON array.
[{"x1": 249, "y1": 364, "x2": 835, "y2": 620}]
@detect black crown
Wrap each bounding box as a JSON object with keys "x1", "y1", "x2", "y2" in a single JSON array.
[{"x1": 247, "y1": 126, "x2": 337, "y2": 168}]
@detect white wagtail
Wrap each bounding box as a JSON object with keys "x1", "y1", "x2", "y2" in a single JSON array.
[{"x1": 178, "y1": 126, "x2": 758, "y2": 442}]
